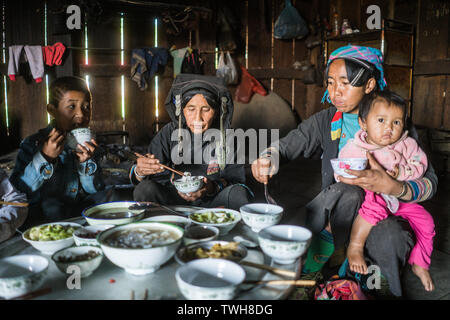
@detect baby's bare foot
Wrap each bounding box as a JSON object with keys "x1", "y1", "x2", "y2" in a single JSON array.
[
  {"x1": 412, "y1": 264, "x2": 434, "y2": 291},
  {"x1": 347, "y1": 243, "x2": 368, "y2": 275}
]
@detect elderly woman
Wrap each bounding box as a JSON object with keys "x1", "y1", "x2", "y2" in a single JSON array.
[
  {"x1": 252, "y1": 45, "x2": 438, "y2": 297},
  {"x1": 130, "y1": 74, "x2": 251, "y2": 210}
]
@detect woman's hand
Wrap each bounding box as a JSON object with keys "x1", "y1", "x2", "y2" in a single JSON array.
[
  {"x1": 177, "y1": 177, "x2": 216, "y2": 202},
  {"x1": 337, "y1": 151, "x2": 404, "y2": 196},
  {"x1": 135, "y1": 153, "x2": 165, "y2": 178},
  {"x1": 41, "y1": 128, "x2": 66, "y2": 162},
  {"x1": 74, "y1": 139, "x2": 98, "y2": 163},
  {"x1": 251, "y1": 157, "x2": 277, "y2": 184}
]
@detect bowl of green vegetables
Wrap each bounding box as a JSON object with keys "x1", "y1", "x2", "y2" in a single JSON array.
[
  {"x1": 22, "y1": 222, "x2": 82, "y2": 255},
  {"x1": 188, "y1": 209, "x2": 241, "y2": 235}
]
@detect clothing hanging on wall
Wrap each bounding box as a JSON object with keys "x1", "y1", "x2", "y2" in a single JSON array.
[
  {"x1": 8, "y1": 45, "x2": 44, "y2": 83},
  {"x1": 42, "y1": 42, "x2": 66, "y2": 66},
  {"x1": 130, "y1": 47, "x2": 169, "y2": 90},
  {"x1": 170, "y1": 46, "x2": 189, "y2": 78}
]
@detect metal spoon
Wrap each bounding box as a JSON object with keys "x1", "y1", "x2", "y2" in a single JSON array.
[
  {"x1": 233, "y1": 236, "x2": 258, "y2": 248},
  {"x1": 128, "y1": 202, "x2": 184, "y2": 216},
  {"x1": 264, "y1": 182, "x2": 277, "y2": 205}
]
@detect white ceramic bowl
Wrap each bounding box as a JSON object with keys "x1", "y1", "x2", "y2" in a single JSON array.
[
  {"x1": 240, "y1": 203, "x2": 284, "y2": 232},
  {"x1": 0, "y1": 255, "x2": 49, "y2": 299},
  {"x1": 173, "y1": 175, "x2": 204, "y2": 194},
  {"x1": 98, "y1": 222, "x2": 184, "y2": 275},
  {"x1": 189, "y1": 208, "x2": 242, "y2": 235},
  {"x1": 66, "y1": 127, "x2": 93, "y2": 149},
  {"x1": 82, "y1": 201, "x2": 146, "y2": 226},
  {"x1": 22, "y1": 222, "x2": 82, "y2": 255},
  {"x1": 73, "y1": 224, "x2": 115, "y2": 247},
  {"x1": 258, "y1": 225, "x2": 312, "y2": 265},
  {"x1": 183, "y1": 225, "x2": 219, "y2": 246},
  {"x1": 52, "y1": 246, "x2": 104, "y2": 278},
  {"x1": 330, "y1": 158, "x2": 368, "y2": 178},
  {"x1": 175, "y1": 258, "x2": 246, "y2": 300},
  {"x1": 142, "y1": 215, "x2": 191, "y2": 229}
]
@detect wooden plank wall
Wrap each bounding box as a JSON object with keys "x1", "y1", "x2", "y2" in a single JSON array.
[{"x1": 0, "y1": 0, "x2": 330, "y2": 152}]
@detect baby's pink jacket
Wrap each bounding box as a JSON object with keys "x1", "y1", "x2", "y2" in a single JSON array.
[{"x1": 339, "y1": 129, "x2": 428, "y2": 181}]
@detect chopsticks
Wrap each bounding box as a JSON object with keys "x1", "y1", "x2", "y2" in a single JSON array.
[
  {"x1": 130, "y1": 289, "x2": 148, "y2": 300},
  {"x1": 12, "y1": 287, "x2": 52, "y2": 300},
  {"x1": 244, "y1": 280, "x2": 316, "y2": 286},
  {"x1": 240, "y1": 261, "x2": 297, "y2": 278},
  {"x1": 134, "y1": 152, "x2": 185, "y2": 177},
  {"x1": 0, "y1": 201, "x2": 28, "y2": 207}
]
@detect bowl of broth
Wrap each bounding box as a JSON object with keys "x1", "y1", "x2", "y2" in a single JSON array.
[
  {"x1": 98, "y1": 221, "x2": 184, "y2": 275},
  {"x1": 82, "y1": 201, "x2": 146, "y2": 226}
]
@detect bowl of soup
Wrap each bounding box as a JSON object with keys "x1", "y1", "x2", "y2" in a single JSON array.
[
  {"x1": 82, "y1": 201, "x2": 146, "y2": 226},
  {"x1": 97, "y1": 222, "x2": 184, "y2": 275}
]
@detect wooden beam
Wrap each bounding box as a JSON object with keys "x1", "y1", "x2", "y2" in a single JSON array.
[
  {"x1": 414, "y1": 61, "x2": 450, "y2": 76},
  {"x1": 247, "y1": 67, "x2": 316, "y2": 84}
]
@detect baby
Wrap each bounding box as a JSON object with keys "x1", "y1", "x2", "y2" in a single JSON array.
[{"x1": 338, "y1": 90, "x2": 435, "y2": 291}]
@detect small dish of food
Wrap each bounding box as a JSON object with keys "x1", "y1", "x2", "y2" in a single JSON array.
[
  {"x1": 189, "y1": 208, "x2": 241, "y2": 235},
  {"x1": 183, "y1": 225, "x2": 219, "y2": 246},
  {"x1": 175, "y1": 240, "x2": 247, "y2": 265},
  {"x1": 22, "y1": 222, "x2": 82, "y2": 255},
  {"x1": 52, "y1": 246, "x2": 103, "y2": 278},
  {"x1": 73, "y1": 224, "x2": 115, "y2": 247}
]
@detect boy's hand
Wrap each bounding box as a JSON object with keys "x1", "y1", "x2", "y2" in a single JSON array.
[
  {"x1": 74, "y1": 138, "x2": 98, "y2": 163},
  {"x1": 41, "y1": 128, "x2": 66, "y2": 162}
]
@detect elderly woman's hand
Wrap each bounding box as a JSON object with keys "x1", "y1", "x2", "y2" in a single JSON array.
[
  {"x1": 135, "y1": 153, "x2": 165, "y2": 178},
  {"x1": 177, "y1": 177, "x2": 215, "y2": 202},
  {"x1": 251, "y1": 157, "x2": 278, "y2": 184},
  {"x1": 337, "y1": 151, "x2": 404, "y2": 196}
]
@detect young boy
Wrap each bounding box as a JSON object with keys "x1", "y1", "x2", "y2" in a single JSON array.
[{"x1": 10, "y1": 76, "x2": 105, "y2": 229}]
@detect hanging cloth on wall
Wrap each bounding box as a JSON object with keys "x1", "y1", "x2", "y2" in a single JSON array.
[
  {"x1": 130, "y1": 47, "x2": 169, "y2": 90},
  {"x1": 42, "y1": 42, "x2": 66, "y2": 66},
  {"x1": 181, "y1": 49, "x2": 204, "y2": 75},
  {"x1": 8, "y1": 45, "x2": 44, "y2": 83},
  {"x1": 170, "y1": 46, "x2": 189, "y2": 78}
]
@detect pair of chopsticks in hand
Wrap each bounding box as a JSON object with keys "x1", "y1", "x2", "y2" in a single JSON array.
[
  {"x1": 0, "y1": 201, "x2": 28, "y2": 207},
  {"x1": 133, "y1": 152, "x2": 185, "y2": 177}
]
